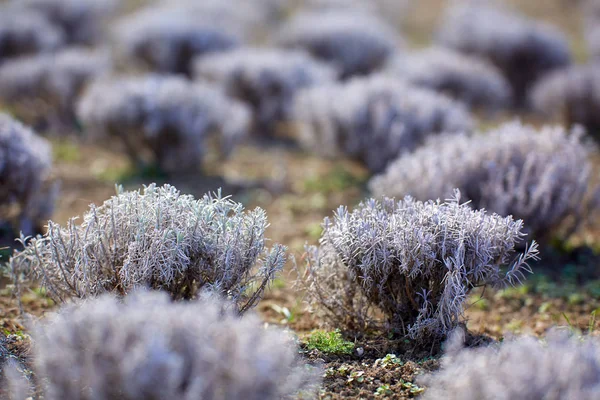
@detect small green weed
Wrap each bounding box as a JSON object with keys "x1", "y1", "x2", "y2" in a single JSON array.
[
  {"x1": 375, "y1": 384, "x2": 393, "y2": 396},
  {"x1": 375, "y1": 354, "x2": 403, "y2": 369},
  {"x1": 401, "y1": 381, "x2": 425, "y2": 396},
  {"x1": 305, "y1": 329, "x2": 355, "y2": 355}
]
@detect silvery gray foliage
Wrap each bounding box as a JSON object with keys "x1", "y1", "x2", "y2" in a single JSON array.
[
  {"x1": 194, "y1": 48, "x2": 338, "y2": 136},
  {"x1": 297, "y1": 0, "x2": 409, "y2": 25},
  {"x1": 0, "y1": 113, "x2": 56, "y2": 235},
  {"x1": 10, "y1": 184, "x2": 287, "y2": 313},
  {"x1": 420, "y1": 329, "x2": 600, "y2": 400},
  {"x1": 586, "y1": 25, "x2": 600, "y2": 61},
  {"x1": 160, "y1": 0, "x2": 287, "y2": 29},
  {"x1": 0, "y1": 8, "x2": 64, "y2": 62},
  {"x1": 384, "y1": 47, "x2": 512, "y2": 112},
  {"x1": 2, "y1": 364, "x2": 28, "y2": 400},
  {"x1": 584, "y1": 0, "x2": 600, "y2": 61},
  {"x1": 369, "y1": 122, "x2": 595, "y2": 243},
  {"x1": 0, "y1": 48, "x2": 111, "y2": 122},
  {"x1": 30, "y1": 291, "x2": 318, "y2": 400},
  {"x1": 9, "y1": 0, "x2": 119, "y2": 45},
  {"x1": 531, "y1": 65, "x2": 600, "y2": 141},
  {"x1": 292, "y1": 75, "x2": 473, "y2": 173},
  {"x1": 301, "y1": 192, "x2": 538, "y2": 339},
  {"x1": 277, "y1": 10, "x2": 402, "y2": 78},
  {"x1": 114, "y1": 5, "x2": 242, "y2": 75},
  {"x1": 437, "y1": 1, "x2": 571, "y2": 107},
  {"x1": 76, "y1": 74, "x2": 250, "y2": 173}
]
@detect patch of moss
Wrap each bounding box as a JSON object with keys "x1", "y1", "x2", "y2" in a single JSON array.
[{"x1": 305, "y1": 329, "x2": 355, "y2": 355}]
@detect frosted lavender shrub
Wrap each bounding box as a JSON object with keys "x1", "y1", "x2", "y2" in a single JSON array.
[
  {"x1": 76, "y1": 75, "x2": 250, "y2": 174},
  {"x1": 30, "y1": 291, "x2": 318, "y2": 400},
  {"x1": 0, "y1": 113, "x2": 55, "y2": 235},
  {"x1": 114, "y1": 5, "x2": 241, "y2": 75},
  {"x1": 292, "y1": 75, "x2": 473, "y2": 173},
  {"x1": 0, "y1": 8, "x2": 64, "y2": 62},
  {"x1": 194, "y1": 48, "x2": 337, "y2": 136},
  {"x1": 10, "y1": 184, "x2": 286, "y2": 312},
  {"x1": 298, "y1": 0, "x2": 409, "y2": 25},
  {"x1": 384, "y1": 47, "x2": 512, "y2": 112},
  {"x1": 420, "y1": 330, "x2": 600, "y2": 400},
  {"x1": 159, "y1": 0, "x2": 287, "y2": 29},
  {"x1": 370, "y1": 122, "x2": 596, "y2": 243},
  {"x1": 277, "y1": 10, "x2": 402, "y2": 78},
  {"x1": 300, "y1": 192, "x2": 538, "y2": 339},
  {"x1": 0, "y1": 48, "x2": 111, "y2": 125},
  {"x1": 10, "y1": 0, "x2": 119, "y2": 45},
  {"x1": 584, "y1": 0, "x2": 600, "y2": 60},
  {"x1": 531, "y1": 65, "x2": 600, "y2": 140},
  {"x1": 438, "y1": 2, "x2": 571, "y2": 107}
]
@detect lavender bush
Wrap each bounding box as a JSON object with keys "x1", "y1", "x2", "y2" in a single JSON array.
[
  {"x1": 27, "y1": 291, "x2": 318, "y2": 400},
  {"x1": 531, "y1": 65, "x2": 600, "y2": 140},
  {"x1": 159, "y1": 0, "x2": 287, "y2": 30},
  {"x1": 0, "y1": 8, "x2": 64, "y2": 63},
  {"x1": 292, "y1": 75, "x2": 473, "y2": 173},
  {"x1": 10, "y1": 184, "x2": 286, "y2": 313},
  {"x1": 299, "y1": 192, "x2": 538, "y2": 339},
  {"x1": 298, "y1": 0, "x2": 409, "y2": 25},
  {"x1": 584, "y1": 0, "x2": 600, "y2": 60},
  {"x1": 194, "y1": 48, "x2": 337, "y2": 136},
  {"x1": 370, "y1": 122, "x2": 596, "y2": 243},
  {"x1": 0, "y1": 113, "x2": 56, "y2": 236},
  {"x1": 0, "y1": 48, "x2": 111, "y2": 127},
  {"x1": 277, "y1": 10, "x2": 402, "y2": 78},
  {"x1": 9, "y1": 0, "x2": 119, "y2": 45},
  {"x1": 437, "y1": 2, "x2": 571, "y2": 107},
  {"x1": 384, "y1": 47, "x2": 512, "y2": 112},
  {"x1": 76, "y1": 74, "x2": 250, "y2": 174},
  {"x1": 114, "y1": 5, "x2": 242, "y2": 75},
  {"x1": 421, "y1": 329, "x2": 600, "y2": 400}
]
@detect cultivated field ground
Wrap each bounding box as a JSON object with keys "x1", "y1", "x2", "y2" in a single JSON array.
[{"x1": 1, "y1": 0, "x2": 600, "y2": 399}]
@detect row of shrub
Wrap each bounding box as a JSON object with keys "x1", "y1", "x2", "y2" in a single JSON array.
[
  {"x1": 3, "y1": 1, "x2": 600, "y2": 164},
  {"x1": 3, "y1": 102, "x2": 598, "y2": 240},
  {"x1": 2, "y1": 178, "x2": 600, "y2": 398}
]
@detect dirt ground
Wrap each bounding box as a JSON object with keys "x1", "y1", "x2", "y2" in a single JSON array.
[{"x1": 0, "y1": 0, "x2": 598, "y2": 399}]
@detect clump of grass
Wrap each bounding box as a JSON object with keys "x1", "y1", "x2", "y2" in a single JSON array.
[{"x1": 305, "y1": 329, "x2": 354, "y2": 355}]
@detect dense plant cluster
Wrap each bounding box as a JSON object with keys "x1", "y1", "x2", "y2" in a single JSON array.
[
  {"x1": 0, "y1": 113, "x2": 56, "y2": 235},
  {"x1": 76, "y1": 74, "x2": 250, "y2": 173},
  {"x1": 292, "y1": 75, "x2": 473, "y2": 173},
  {"x1": 300, "y1": 193, "x2": 538, "y2": 339},
  {"x1": 114, "y1": 5, "x2": 242, "y2": 75},
  {"x1": 369, "y1": 122, "x2": 596, "y2": 243},
  {"x1": 0, "y1": 48, "x2": 111, "y2": 125},
  {"x1": 22, "y1": 291, "x2": 317, "y2": 400},
  {"x1": 8, "y1": 0, "x2": 119, "y2": 45},
  {"x1": 10, "y1": 184, "x2": 286, "y2": 312},
  {"x1": 384, "y1": 47, "x2": 512, "y2": 112},
  {"x1": 437, "y1": 2, "x2": 571, "y2": 107},
  {"x1": 298, "y1": 0, "x2": 409, "y2": 25},
  {"x1": 584, "y1": 0, "x2": 600, "y2": 61},
  {"x1": 160, "y1": 0, "x2": 286, "y2": 30},
  {"x1": 277, "y1": 10, "x2": 401, "y2": 78},
  {"x1": 0, "y1": 9, "x2": 64, "y2": 62},
  {"x1": 194, "y1": 48, "x2": 337, "y2": 136},
  {"x1": 420, "y1": 330, "x2": 600, "y2": 400},
  {"x1": 531, "y1": 65, "x2": 600, "y2": 140}
]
